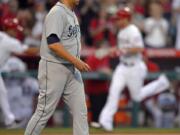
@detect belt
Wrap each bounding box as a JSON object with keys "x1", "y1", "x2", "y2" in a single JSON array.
[
  {"x1": 41, "y1": 59, "x2": 75, "y2": 73},
  {"x1": 122, "y1": 61, "x2": 134, "y2": 67},
  {"x1": 61, "y1": 63, "x2": 75, "y2": 73}
]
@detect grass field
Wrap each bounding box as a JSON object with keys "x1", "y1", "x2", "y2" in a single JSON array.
[{"x1": 0, "y1": 128, "x2": 180, "y2": 135}]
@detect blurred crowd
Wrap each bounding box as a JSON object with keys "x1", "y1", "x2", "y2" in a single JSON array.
[
  {"x1": 0, "y1": 0, "x2": 180, "y2": 129},
  {"x1": 0, "y1": 0, "x2": 180, "y2": 49}
]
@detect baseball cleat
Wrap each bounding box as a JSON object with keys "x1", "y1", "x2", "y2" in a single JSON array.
[
  {"x1": 100, "y1": 123, "x2": 113, "y2": 132},
  {"x1": 99, "y1": 120, "x2": 113, "y2": 132},
  {"x1": 6, "y1": 121, "x2": 21, "y2": 129},
  {"x1": 90, "y1": 122, "x2": 101, "y2": 128}
]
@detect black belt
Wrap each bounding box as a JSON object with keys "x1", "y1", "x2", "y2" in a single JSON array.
[
  {"x1": 62, "y1": 63, "x2": 75, "y2": 73},
  {"x1": 122, "y1": 62, "x2": 134, "y2": 67},
  {"x1": 41, "y1": 59, "x2": 75, "y2": 73}
]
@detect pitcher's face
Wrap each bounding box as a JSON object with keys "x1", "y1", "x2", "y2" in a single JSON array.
[
  {"x1": 75, "y1": 0, "x2": 80, "y2": 5},
  {"x1": 69, "y1": 0, "x2": 80, "y2": 7}
]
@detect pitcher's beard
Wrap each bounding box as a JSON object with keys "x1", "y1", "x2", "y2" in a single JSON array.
[
  {"x1": 71, "y1": 1, "x2": 79, "y2": 9},
  {"x1": 75, "y1": 0, "x2": 80, "y2": 6}
]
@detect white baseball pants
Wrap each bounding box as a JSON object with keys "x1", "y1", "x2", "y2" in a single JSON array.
[
  {"x1": 0, "y1": 74, "x2": 15, "y2": 125},
  {"x1": 99, "y1": 61, "x2": 169, "y2": 128}
]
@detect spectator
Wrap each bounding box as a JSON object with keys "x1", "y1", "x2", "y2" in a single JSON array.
[
  {"x1": 89, "y1": 6, "x2": 116, "y2": 47},
  {"x1": 144, "y1": 1, "x2": 169, "y2": 48},
  {"x1": 24, "y1": 1, "x2": 46, "y2": 47},
  {"x1": 80, "y1": 0, "x2": 98, "y2": 46},
  {"x1": 17, "y1": 9, "x2": 35, "y2": 42},
  {"x1": 159, "y1": 0, "x2": 172, "y2": 20},
  {"x1": 18, "y1": 0, "x2": 35, "y2": 10},
  {"x1": 0, "y1": 0, "x2": 19, "y2": 30},
  {"x1": 172, "y1": 0, "x2": 180, "y2": 49},
  {"x1": 45, "y1": 0, "x2": 58, "y2": 11},
  {"x1": 127, "y1": 0, "x2": 145, "y2": 31},
  {"x1": 1, "y1": 0, "x2": 10, "y2": 3},
  {"x1": 100, "y1": 0, "x2": 118, "y2": 15}
]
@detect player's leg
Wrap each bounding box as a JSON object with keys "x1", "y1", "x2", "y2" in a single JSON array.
[
  {"x1": 0, "y1": 74, "x2": 15, "y2": 126},
  {"x1": 138, "y1": 74, "x2": 170, "y2": 102},
  {"x1": 63, "y1": 69, "x2": 89, "y2": 135},
  {"x1": 127, "y1": 61, "x2": 170, "y2": 102},
  {"x1": 99, "y1": 65, "x2": 126, "y2": 131},
  {"x1": 126, "y1": 62, "x2": 145, "y2": 101},
  {"x1": 24, "y1": 60, "x2": 69, "y2": 135}
]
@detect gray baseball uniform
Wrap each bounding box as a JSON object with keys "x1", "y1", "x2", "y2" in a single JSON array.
[{"x1": 24, "y1": 2, "x2": 89, "y2": 135}]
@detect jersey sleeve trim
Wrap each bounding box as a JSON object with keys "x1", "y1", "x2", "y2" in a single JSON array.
[{"x1": 47, "y1": 34, "x2": 60, "y2": 45}]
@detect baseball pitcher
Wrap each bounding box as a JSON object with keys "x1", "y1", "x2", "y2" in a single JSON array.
[{"x1": 24, "y1": 0, "x2": 90, "y2": 135}]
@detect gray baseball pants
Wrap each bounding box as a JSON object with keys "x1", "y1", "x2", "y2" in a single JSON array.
[{"x1": 24, "y1": 59, "x2": 89, "y2": 135}]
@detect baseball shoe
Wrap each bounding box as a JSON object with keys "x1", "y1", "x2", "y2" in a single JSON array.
[
  {"x1": 99, "y1": 119, "x2": 113, "y2": 132},
  {"x1": 90, "y1": 121, "x2": 101, "y2": 128},
  {"x1": 6, "y1": 121, "x2": 21, "y2": 129},
  {"x1": 100, "y1": 123, "x2": 113, "y2": 132},
  {"x1": 158, "y1": 74, "x2": 170, "y2": 92}
]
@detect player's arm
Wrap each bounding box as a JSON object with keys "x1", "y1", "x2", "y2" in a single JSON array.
[
  {"x1": 24, "y1": 47, "x2": 39, "y2": 55},
  {"x1": 13, "y1": 47, "x2": 39, "y2": 57},
  {"x1": 122, "y1": 30, "x2": 144, "y2": 55},
  {"x1": 96, "y1": 46, "x2": 143, "y2": 58},
  {"x1": 7, "y1": 37, "x2": 39, "y2": 56},
  {"x1": 45, "y1": 11, "x2": 90, "y2": 72},
  {"x1": 47, "y1": 34, "x2": 90, "y2": 72}
]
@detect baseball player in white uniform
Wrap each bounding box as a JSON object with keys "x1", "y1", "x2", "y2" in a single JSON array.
[
  {"x1": 24, "y1": 0, "x2": 90, "y2": 135},
  {"x1": 2, "y1": 57, "x2": 39, "y2": 127},
  {"x1": 0, "y1": 17, "x2": 30, "y2": 127},
  {"x1": 99, "y1": 7, "x2": 170, "y2": 131}
]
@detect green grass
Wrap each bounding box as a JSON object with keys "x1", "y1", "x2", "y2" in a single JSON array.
[
  {"x1": 112, "y1": 128, "x2": 180, "y2": 133},
  {"x1": 0, "y1": 128, "x2": 180, "y2": 134}
]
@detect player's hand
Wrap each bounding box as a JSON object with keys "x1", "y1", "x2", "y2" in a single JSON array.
[
  {"x1": 73, "y1": 58, "x2": 91, "y2": 72},
  {"x1": 119, "y1": 48, "x2": 128, "y2": 55},
  {"x1": 109, "y1": 47, "x2": 119, "y2": 57}
]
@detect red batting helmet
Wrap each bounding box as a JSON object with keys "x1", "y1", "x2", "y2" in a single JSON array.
[
  {"x1": 2, "y1": 17, "x2": 23, "y2": 32},
  {"x1": 113, "y1": 7, "x2": 132, "y2": 21}
]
